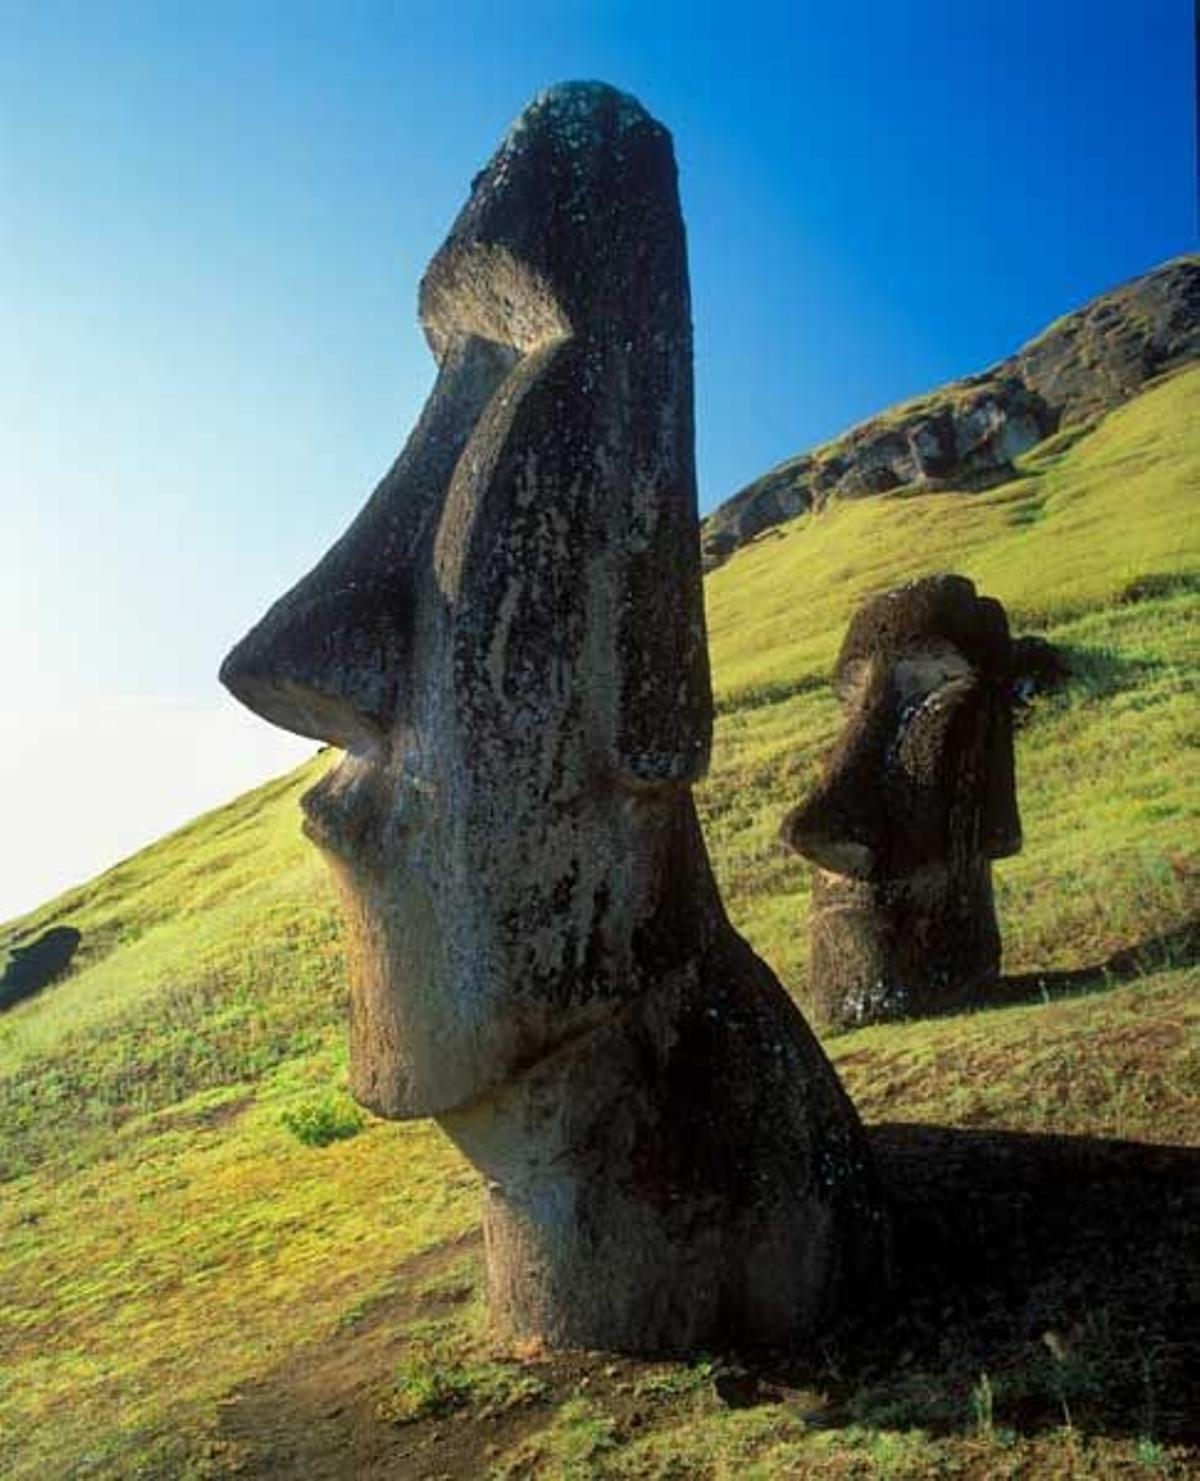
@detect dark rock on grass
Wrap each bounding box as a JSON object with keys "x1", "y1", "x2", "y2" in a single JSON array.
[
  {"x1": 1117, "y1": 571, "x2": 1198, "y2": 605},
  {"x1": 711, "y1": 1365, "x2": 764, "y2": 1408},
  {"x1": 1011, "y1": 634, "x2": 1071, "y2": 707},
  {"x1": 0, "y1": 925, "x2": 80, "y2": 1011}
]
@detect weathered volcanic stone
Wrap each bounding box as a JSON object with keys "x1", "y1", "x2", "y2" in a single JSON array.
[
  {"x1": 221, "y1": 82, "x2": 888, "y2": 1355},
  {"x1": 782, "y1": 575, "x2": 1022, "y2": 1029}
]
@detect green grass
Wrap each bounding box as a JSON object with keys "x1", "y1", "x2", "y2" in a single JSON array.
[
  {"x1": 280, "y1": 1089, "x2": 367, "y2": 1147},
  {"x1": 1, "y1": 367, "x2": 1196, "y2": 1479},
  {"x1": 380, "y1": 1354, "x2": 547, "y2": 1426},
  {"x1": 491, "y1": 1397, "x2": 621, "y2": 1479}
]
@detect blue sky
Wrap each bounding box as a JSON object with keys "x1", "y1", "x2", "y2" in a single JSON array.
[{"x1": 1, "y1": 0, "x2": 1195, "y2": 916}]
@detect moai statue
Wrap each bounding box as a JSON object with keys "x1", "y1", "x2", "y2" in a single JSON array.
[
  {"x1": 782, "y1": 575, "x2": 1023, "y2": 1030},
  {"x1": 222, "y1": 82, "x2": 886, "y2": 1355}
]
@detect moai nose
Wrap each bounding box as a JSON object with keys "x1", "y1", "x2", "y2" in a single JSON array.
[
  {"x1": 220, "y1": 334, "x2": 516, "y2": 751},
  {"x1": 780, "y1": 701, "x2": 890, "y2": 879},
  {"x1": 219, "y1": 464, "x2": 429, "y2": 754},
  {"x1": 219, "y1": 570, "x2": 409, "y2": 753}
]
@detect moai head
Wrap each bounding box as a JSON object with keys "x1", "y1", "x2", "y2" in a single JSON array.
[
  {"x1": 220, "y1": 83, "x2": 712, "y2": 1119},
  {"x1": 782, "y1": 574, "x2": 1022, "y2": 1026}
]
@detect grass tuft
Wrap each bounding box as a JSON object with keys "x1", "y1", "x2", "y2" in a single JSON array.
[{"x1": 280, "y1": 1091, "x2": 366, "y2": 1148}]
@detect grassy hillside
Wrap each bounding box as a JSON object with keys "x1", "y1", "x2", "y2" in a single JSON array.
[
  {"x1": 703, "y1": 366, "x2": 1197, "y2": 991},
  {"x1": 1, "y1": 366, "x2": 1197, "y2": 1479},
  {"x1": 700, "y1": 254, "x2": 1199, "y2": 567}
]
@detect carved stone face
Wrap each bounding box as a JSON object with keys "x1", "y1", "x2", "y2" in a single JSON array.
[
  {"x1": 220, "y1": 84, "x2": 712, "y2": 1119},
  {"x1": 783, "y1": 574, "x2": 1022, "y2": 883},
  {"x1": 781, "y1": 574, "x2": 1022, "y2": 1027}
]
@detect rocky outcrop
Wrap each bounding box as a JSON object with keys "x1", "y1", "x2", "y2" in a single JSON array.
[{"x1": 703, "y1": 255, "x2": 1200, "y2": 567}]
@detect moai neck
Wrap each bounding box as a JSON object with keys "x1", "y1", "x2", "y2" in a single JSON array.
[
  {"x1": 439, "y1": 799, "x2": 887, "y2": 1356},
  {"x1": 808, "y1": 859, "x2": 1001, "y2": 1028}
]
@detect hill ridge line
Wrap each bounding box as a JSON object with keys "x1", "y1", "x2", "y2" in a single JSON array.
[{"x1": 702, "y1": 252, "x2": 1200, "y2": 567}]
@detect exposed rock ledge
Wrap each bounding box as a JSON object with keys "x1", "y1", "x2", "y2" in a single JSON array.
[{"x1": 702, "y1": 254, "x2": 1199, "y2": 569}]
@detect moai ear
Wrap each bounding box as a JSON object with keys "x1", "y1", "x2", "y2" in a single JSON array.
[{"x1": 609, "y1": 429, "x2": 713, "y2": 788}]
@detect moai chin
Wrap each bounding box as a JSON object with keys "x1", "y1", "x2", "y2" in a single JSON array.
[
  {"x1": 782, "y1": 574, "x2": 1023, "y2": 1030},
  {"x1": 222, "y1": 82, "x2": 887, "y2": 1354}
]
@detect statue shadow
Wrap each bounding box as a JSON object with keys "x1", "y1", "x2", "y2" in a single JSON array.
[
  {"x1": 214, "y1": 1127, "x2": 1198, "y2": 1465},
  {"x1": 770, "y1": 1124, "x2": 1200, "y2": 1442},
  {"x1": 988, "y1": 916, "x2": 1198, "y2": 1012}
]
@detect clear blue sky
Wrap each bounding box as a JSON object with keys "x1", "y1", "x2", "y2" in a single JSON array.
[{"x1": 0, "y1": 0, "x2": 1195, "y2": 916}]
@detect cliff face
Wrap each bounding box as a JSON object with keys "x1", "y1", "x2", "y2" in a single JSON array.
[{"x1": 702, "y1": 255, "x2": 1200, "y2": 568}]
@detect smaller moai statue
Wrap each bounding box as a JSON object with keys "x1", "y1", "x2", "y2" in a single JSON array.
[{"x1": 781, "y1": 574, "x2": 1022, "y2": 1029}]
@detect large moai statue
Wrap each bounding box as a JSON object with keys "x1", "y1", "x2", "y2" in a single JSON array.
[
  {"x1": 782, "y1": 575, "x2": 1023, "y2": 1030},
  {"x1": 221, "y1": 82, "x2": 887, "y2": 1354}
]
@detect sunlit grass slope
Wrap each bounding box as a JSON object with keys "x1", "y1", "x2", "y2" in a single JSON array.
[{"x1": 1, "y1": 366, "x2": 1196, "y2": 1479}]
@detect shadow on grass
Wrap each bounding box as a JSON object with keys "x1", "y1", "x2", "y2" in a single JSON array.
[
  {"x1": 212, "y1": 1125, "x2": 1198, "y2": 1477},
  {"x1": 1027, "y1": 639, "x2": 1159, "y2": 705},
  {"x1": 990, "y1": 916, "x2": 1198, "y2": 1010},
  {"x1": 806, "y1": 1124, "x2": 1200, "y2": 1443},
  {"x1": 218, "y1": 1124, "x2": 1199, "y2": 1478}
]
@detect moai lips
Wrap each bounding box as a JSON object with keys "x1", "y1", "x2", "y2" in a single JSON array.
[
  {"x1": 222, "y1": 82, "x2": 888, "y2": 1354},
  {"x1": 782, "y1": 574, "x2": 1023, "y2": 1029}
]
